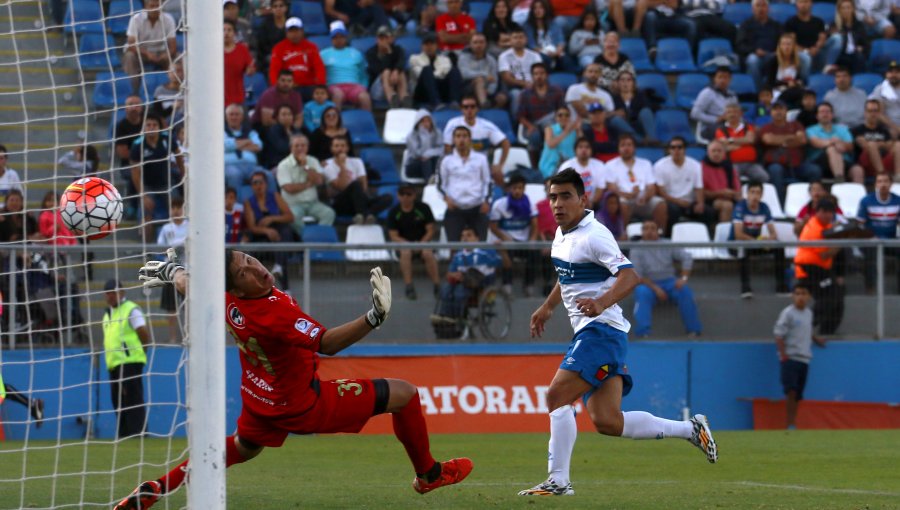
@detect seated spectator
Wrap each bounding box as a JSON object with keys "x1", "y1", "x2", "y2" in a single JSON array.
[
  {"x1": 435, "y1": 0, "x2": 476, "y2": 54},
  {"x1": 482, "y1": 0, "x2": 521, "y2": 58},
  {"x1": 550, "y1": 0, "x2": 591, "y2": 37},
  {"x1": 263, "y1": 105, "x2": 309, "y2": 169},
  {"x1": 225, "y1": 186, "x2": 247, "y2": 244},
  {"x1": 682, "y1": 0, "x2": 736, "y2": 44},
  {"x1": 794, "y1": 180, "x2": 845, "y2": 235},
  {"x1": 269, "y1": 17, "x2": 326, "y2": 101},
  {"x1": 858, "y1": 0, "x2": 896, "y2": 39},
  {"x1": 654, "y1": 136, "x2": 711, "y2": 233},
  {"x1": 458, "y1": 33, "x2": 507, "y2": 110},
  {"x1": 806, "y1": 102, "x2": 861, "y2": 183},
  {"x1": 736, "y1": 0, "x2": 784, "y2": 90},
  {"x1": 57, "y1": 143, "x2": 99, "y2": 177},
  {"x1": 591, "y1": 31, "x2": 635, "y2": 94},
  {"x1": 559, "y1": 137, "x2": 607, "y2": 207},
  {"x1": 488, "y1": 172, "x2": 540, "y2": 297},
  {"x1": 224, "y1": 19, "x2": 255, "y2": 108},
  {"x1": 131, "y1": 114, "x2": 179, "y2": 238},
  {"x1": 701, "y1": 140, "x2": 742, "y2": 224},
  {"x1": 320, "y1": 21, "x2": 372, "y2": 111},
  {"x1": 223, "y1": 0, "x2": 253, "y2": 48},
  {"x1": 256, "y1": 0, "x2": 289, "y2": 74},
  {"x1": 823, "y1": 66, "x2": 866, "y2": 128},
  {"x1": 152, "y1": 58, "x2": 184, "y2": 121},
  {"x1": 251, "y1": 70, "x2": 304, "y2": 132},
  {"x1": 595, "y1": 191, "x2": 626, "y2": 241},
  {"x1": 324, "y1": 0, "x2": 389, "y2": 35},
  {"x1": 224, "y1": 104, "x2": 267, "y2": 191},
  {"x1": 323, "y1": 135, "x2": 392, "y2": 224},
  {"x1": 607, "y1": 0, "x2": 651, "y2": 37},
  {"x1": 387, "y1": 184, "x2": 441, "y2": 300},
  {"x1": 114, "y1": 96, "x2": 145, "y2": 168},
  {"x1": 538, "y1": 107, "x2": 581, "y2": 179},
  {"x1": 729, "y1": 181, "x2": 787, "y2": 298},
  {"x1": 522, "y1": 0, "x2": 564, "y2": 68},
  {"x1": 384, "y1": 0, "x2": 416, "y2": 32},
  {"x1": 796, "y1": 88, "x2": 819, "y2": 128},
  {"x1": 822, "y1": 0, "x2": 868, "y2": 74},
  {"x1": 0, "y1": 145, "x2": 22, "y2": 210},
  {"x1": 309, "y1": 106, "x2": 356, "y2": 161},
  {"x1": 566, "y1": 63, "x2": 616, "y2": 121},
  {"x1": 612, "y1": 70, "x2": 656, "y2": 143},
  {"x1": 631, "y1": 220, "x2": 702, "y2": 338},
  {"x1": 763, "y1": 33, "x2": 807, "y2": 109},
  {"x1": 38, "y1": 191, "x2": 75, "y2": 245},
  {"x1": 438, "y1": 125, "x2": 493, "y2": 240},
  {"x1": 644, "y1": 0, "x2": 697, "y2": 55},
  {"x1": 758, "y1": 101, "x2": 821, "y2": 201},
  {"x1": 431, "y1": 226, "x2": 501, "y2": 331},
  {"x1": 275, "y1": 134, "x2": 335, "y2": 237},
  {"x1": 405, "y1": 109, "x2": 443, "y2": 182},
  {"x1": 784, "y1": 0, "x2": 827, "y2": 73},
  {"x1": 568, "y1": 10, "x2": 604, "y2": 69},
  {"x1": 854, "y1": 100, "x2": 900, "y2": 180},
  {"x1": 244, "y1": 170, "x2": 296, "y2": 289},
  {"x1": 691, "y1": 67, "x2": 738, "y2": 141},
  {"x1": 410, "y1": 33, "x2": 463, "y2": 109},
  {"x1": 581, "y1": 103, "x2": 623, "y2": 162},
  {"x1": 498, "y1": 27, "x2": 544, "y2": 115},
  {"x1": 606, "y1": 134, "x2": 667, "y2": 227},
  {"x1": 441, "y1": 96, "x2": 510, "y2": 183},
  {"x1": 715, "y1": 103, "x2": 770, "y2": 184},
  {"x1": 750, "y1": 88, "x2": 774, "y2": 125},
  {"x1": 365, "y1": 26, "x2": 411, "y2": 108},
  {"x1": 857, "y1": 173, "x2": 900, "y2": 292},
  {"x1": 518, "y1": 62, "x2": 566, "y2": 165},
  {"x1": 303, "y1": 85, "x2": 336, "y2": 133},
  {"x1": 868, "y1": 62, "x2": 900, "y2": 138},
  {"x1": 0, "y1": 189, "x2": 39, "y2": 242},
  {"x1": 123, "y1": 0, "x2": 177, "y2": 95}
]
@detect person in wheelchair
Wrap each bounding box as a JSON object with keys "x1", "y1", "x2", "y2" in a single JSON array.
[{"x1": 431, "y1": 226, "x2": 501, "y2": 331}]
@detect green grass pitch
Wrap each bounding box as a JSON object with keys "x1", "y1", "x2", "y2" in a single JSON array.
[{"x1": 1, "y1": 430, "x2": 898, "y2": 509}]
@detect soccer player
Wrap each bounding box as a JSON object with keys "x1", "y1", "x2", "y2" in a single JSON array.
[
  {"x1": 0, "y1": 374, "x2": 44, "y2": 428},
  {"x1": 114, "y1": 250, "x2": 472, "y2": 509},
  {"x1": 518, "y1": 169, "x2": 718, "y2": 497}
]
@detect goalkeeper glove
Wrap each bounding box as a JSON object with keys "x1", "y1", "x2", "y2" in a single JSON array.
[
  {"x1": 365, "y1": 266, "x2": 392, "y2": 329},
  {"x1": 138, "y1": 248, "x2": 184, "y2": 288}
]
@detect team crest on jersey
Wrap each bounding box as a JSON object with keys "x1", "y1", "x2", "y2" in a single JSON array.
[
  {"x1": 295, "y1": 318, "x2": 312, "y2": 334},
  {"x1": 228, "y1": 304, "x2": 245, "y2": 329},
  {"x1": 310, "y1": 327, "x2": 321, "y2": 339}
]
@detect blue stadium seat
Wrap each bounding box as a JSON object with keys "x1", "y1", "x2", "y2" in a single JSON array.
[
  {"x1": 811, "y1": 2, "x2": 834, "y2": 23},
  {"x1": 244, "y1": 72, "x2": 269, "y2": 108},
  {"x1": 769, "y1": 3, "x2": 795, "y2": 24},
  {"x1": 686, "y1": 146, "x2": 706, "y2": 162},
  {"x1": 675, "y1": 73, "x2": 710, "y2": 109},
  {"x1": 654, "y1": 109, "x2": 695, "y2": 144},
  {"x1": 656, "y1": 38, "x2": 696, "y2": 73},
  {"x1": 637, "y1": 72, "x2": 673, "y2": 107},
  {"x1": 291, "y1": 1, "x2": 329, "y2": 35},
  {"x1": 301, "y1": 225, "x2": 345, "y2": 260},
  {"x1": 807, "y1": 73, "x2": 834, "y2": 100},
  {"x1": 549, "y1": 72, "x2": 578, "y2": 90},
  {"x1": 92, "y1": 71, "x2": 132, "y2": 109},
  {"x1": 697, "y1": 38, "x2": 737, "y2": 73},
  {"x1": 394, "y1": 35, "x2": 422, "y2": 63},
  {"x1": 78, "y1": 33, "x2": 120, "y2": 71},
  {"x1": 730, "y1": 72, "x2": 758, "y2": 101},
  {"x1": 237, "y1": 184, "x2": 253, "y2": 203},
  {"x1": 350, "y1": 36, "x2": 376, "y2": 54},
  {"x1": 635, "y1": 147, "x2": 665, "y2": 163},
  {"x1": 868, "y1": 39, "x2": 900, "y2": 74},
  {"x1": 432, "y1": 108, "x2": 460, "y2": 131},
  {"x1": 479, "y1": 109, "x2": 516, "y2": 141},
  {"x1": 852, "y1": 73, "x2": 882, "y2": 94},
  {"x1": 469, "y1": 2, "x2": 492, "y2": 31},
  {"x1": 360, "y1": 147, "x2": 400, "y2": 185},
  {"x1": 107, "y1": 0, "x2": 141, "y2": 35},
  {"x1": 141, "y1": 71, "x2": 169, "y2": 100},
  {"x1": 374, "y1": 184, "x2": 398, "y2": 220},
  {"x1": 64, "y1": 0, "x2": 105, "y2": 34},
  {"x1": 342, "y1": 109, "x2": 383, "y2": 144},
  {"x1": 176, "y1": 33, "x2": 185, "y2": 53},
  {"x1": 722, "y1": 2, "x2": 752, "y2": 25},
  {"x1": 619, "y1": 38, "x2": 654, "y2": 72},
  {"x1": 307, "y1": 34, "x2": 331, "y2": 50}
]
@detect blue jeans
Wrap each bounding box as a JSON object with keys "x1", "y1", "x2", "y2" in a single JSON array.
[
  {"x1": 766, "y1": 162, "x2": 822, "y2": 202},
  {"x1": 633, "y1": 277, "x2": 702, "y2": 337},
  {"x1": 439, "y1": 282, "x2": 472, "y2": 318},
  {"x1": 745, "y1": 53, "x2": 774, "y2": 91},
  {"x1": 636, "y1": 107, "x2": 655, "y2": 140},
  {"x1": 608, "y1": 115, "x2": 640, "y2": 140},
  {"x1": 643, "y1": 11, "x2": 697, "y2": 49},
  {"x1": 822, "y1": 34, "x2": 866, "y2": 73}
]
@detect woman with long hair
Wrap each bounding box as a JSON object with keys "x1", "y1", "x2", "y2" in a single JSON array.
[
  {"x1": 483, "y1": 0, "x2": 521, "y2": 58},
  {"x1": 523, "y1": 0, "x2": 564, "y2": 67},
  {"x1": 823, "y1": 0, "x2": 868, "y2": 73},
  {"x1": 255, "y1": 0, "x2": 289, "y2": 74},
  {"x1": 763, "y1": 33, "x2": 806, "y2": 109},
  {"x1": 538, "y1": 107, "x2": 581, "y2": 178},
  {"x1": 309, "y1": 106, "x2": 355, "y2": 161},
  {"x1": 612, "y1": 70, "x2": 655, "y2": 142},
  {"x1": 568, "y1": 10, "x2": 604, "y2": 69}
]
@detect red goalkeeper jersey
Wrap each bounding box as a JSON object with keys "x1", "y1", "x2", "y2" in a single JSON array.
[{"x1": 225, "y1": 288, "x2": 327, "y2": 419}]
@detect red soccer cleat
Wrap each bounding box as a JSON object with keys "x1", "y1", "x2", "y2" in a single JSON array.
[
  {"x1": 113, "y1": 480, "x2": 162, "y2": 510},
  {"x1": 412, "y1": 457, "x2": 473, "y2": 494}
]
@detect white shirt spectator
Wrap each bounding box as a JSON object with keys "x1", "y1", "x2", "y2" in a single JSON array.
[
  {"x1": 157, "y1": 219, "x2": 189, "y2": 247},
  {"x1": 606, "y1": 156, "x2": 656, "y2": 194},
  {"x1": 438, "y1": 149, "x2": 492, "y2": 209},
  {"x1": 498, "y1": 48, "x2": 544, "y2": 83},
  {"x1": 558, "y1": 156, "x2": 608, "y2": 197},
  {"x1": 322, "y1": 156, "x2": 367, "y2": 183},
  {"x1": 0, "y1": 168, "x2": 23, "y2": 208},
  {"x1": 869, "y1": 79, "x2": 900, "y2": 128},
  {"x1": 277, "y1": 155, "x2": 325, "y2": 205},
  {"x1": 653, "y1": 155, "x2": 703, "y2": 202},
  {"x1": 442, "y1": 116, "x2": 507, "y2": 153},
  {"x1": 565, "y1": 82, "x2": 616, "y2": 112},
  {"x1": 126, "y1": 9, "x2": 177, "y2": 54},
  {"x1": 488, "y1": 195, "x2": 538, "y2": 242}
]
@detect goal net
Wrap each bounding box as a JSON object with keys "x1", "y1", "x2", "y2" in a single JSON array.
[{"x1": 0, "y1": 0, "x2": 224, "y2": 508}]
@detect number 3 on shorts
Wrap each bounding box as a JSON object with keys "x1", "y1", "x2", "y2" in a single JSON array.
[{"x1": 334, "y1": 379, "x2": 363, "y2": 397}]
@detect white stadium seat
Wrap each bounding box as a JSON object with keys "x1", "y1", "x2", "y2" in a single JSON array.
[
  {"x1": 382, "y1": 108, "x2": 418, "y2": 144},
  {"x1": 672, "y1": 221, "x2": 715, "y2": 260},
  {"x1": 830, "y1": 183, "x2": 866, "y2": 218},
  {"x1": 783, "y1": 182, "x2": 809, "y2": 218},
  {"x1": 422, "y1": 184, "x2": 447, "y2": 222},
  {"x1": 345, "y1": 225, "x2": 392, "y2": 261}
]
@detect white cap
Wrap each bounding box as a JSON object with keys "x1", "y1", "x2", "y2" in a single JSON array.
[
  {"x1": 222, "y1": 0, "x2": 238, "y2": 5},
  {"x1": 285, "y1": 17, "x2": 303, "y2": 30},
  {"x1": 329, "y1": 20, "x2": 348, "y2": 37}
]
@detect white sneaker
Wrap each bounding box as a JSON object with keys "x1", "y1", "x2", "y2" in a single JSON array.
[
  {"x1": 689, "y1": 414, "x2": 718, "y2": 463},
  {"x1": 518, "y1": 478, "x2": 574, "y2": 496}
]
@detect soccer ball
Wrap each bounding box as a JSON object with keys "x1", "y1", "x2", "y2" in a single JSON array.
[{"x1": 59, "y1": 177, "x2": 123, "y2": 240}]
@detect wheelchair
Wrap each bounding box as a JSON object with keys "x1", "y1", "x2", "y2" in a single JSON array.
[{"x1": 432, "y1": 283, "x2": 512, "y2": 341}]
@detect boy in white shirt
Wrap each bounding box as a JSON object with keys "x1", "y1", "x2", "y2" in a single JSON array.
[
  {"x1": 156, "y1": 197, "x2": 188, "y2": 342},
  {"x1": 488, "y1": 173, "x2": 540, "y2": 296}
]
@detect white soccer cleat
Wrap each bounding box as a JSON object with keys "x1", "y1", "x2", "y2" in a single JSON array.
[
  {"x1": 517, "y1": 477, "x2": 575, "y2": 496},
  {"x1": 689, "y1": 414, "x2": 718, "y2": 463}
]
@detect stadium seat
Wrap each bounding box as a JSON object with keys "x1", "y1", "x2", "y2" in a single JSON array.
[
  {"x1": 307, "y1": 34, "x2": 331, "y2": 50},
  {"x1": 773, "y1": 221, "x2": 798, "y2": 258},
  {"x1": 741, "y1": 183, "x2": 786, "y2": 219},
  {"x1": 696, "y1": 38, "x2": 737, "y2": 73},
  {"x1": 493, "y1": 147, "x2": 532, "y2": 174},
  {"x1": 635, "y1": 147, "x2": 665, "y2": 163},
  {"x1": 637, "y1": 72, "x2": 673, "y2": 107},
  {"x1": 436, "y1": 226, "x2": 451, "y2": 260},
  {"x1": 769, "y1": 3, "x2": 795, "y2": 24},
  {"x1": 176, "y1": 33, "x2": 185, "y2": 53},
  {"x1": 469, "y1": 1, "x2": 492, "y2": 31},
  {"x1": 140, "y1": 70, "x2": 169, "y2": 100},
  {"x1": 345, "y1": 225, "x2": 392, "y2": 261},
  {"x1": 812, "y1": 2, "x2": 835, "y2": 22},
  {"x1": 549, "y1": 72, "x2": 578, "y2": 90},
  {"x1": 852, "y1": 73, "x2": 882, "y2": 94},
  {"x1": 713, "y1": 222, "x2": 737, "y2": 259},
  {"x1": 375, "y1": 184, "x2": 399, "y2": 220},
  {"x1": 807, "y1": 73, "x2": 834, "y2": 101},
  {"x1": 722, "y1": 2, "x2": 752, "y2": 25},
  {"x1": 675, "y1": 73, "x2": 710, "y2": 109},
  {"x1": 830, "y1": 183, "x2": 866, "y2": 218},
  {"x1": 655, "y1": 38, "x2": 696, "y2": 73},
  {"x1": 383, "y1": 108, "x2": 418, "y2": 144},
  {"x1": 654, "y1": 109, "x2": 694, "y2": 144},
  {"x1": 92, "y1": 71, "x2": 132, "y2": 109},
  {"x1": 398, "y1": 150, "x2": 424, "y2": 184},
  {"x1": 730, "y1": 73, "x2": 757, "y2": 101},
  {"x1": 524, "y1": 183, "x2": 546, "y2": 205},
  {"x1": 302, "y1": 224, "x2": 345, "y2": 261},
  {"x1": 423, "y1": 184, "x2": 447, "y2": 221},
  {"x1": 479, "y1": 109, "x2": 516, "y2": 141},
  {"x1": 672, "y1": 222, "x2": 715, "y2": 260},
  {"x1": 868, "y1": 39, "x2": 900, "y2": 74},
  {"x1": 243, "y1": 72, "x2": 269, "y2": 109},
  {"x1": 64, "y1": 0, "x2": 105, "y2": 34},
  {"x1": 626, "y1": 222, "x2": 643, "y2": 239},
  {"x1": 350, "y1": 36, "x2": 376, "y2": 54},
  {"x1": 394, "y1": 36, "x2": 422, "y2": 65},
  {"x1": 360, "y1": 147, "x2": 400, "y2": 185},
  {"x1": 892, "y1": 183, "x2": 900, "y2": 196},
  {"x1": 78, "y1": 33, "x2": 120, "y2": 71},
  {"x1": 431, "y1": 108, "x2": 460, "y2": 132},
  {"x1": 341, "y1": 109, "x2": 383, "y2": 144},
  {"x1": 291, "y1": 1, "x2": 328, "y2": 34},
  {"x1": 619, "y1": 38, "x2": 654, "y2": 72},
  {"x1": 107, "y1": 0, "x2": 141, "y2": 35},
  {"x1": 783, "y1": 182, "x2": 809, "y2": 218},
  {"x1": 686, "y1": 146, "x2": 706, "y2": 162}
]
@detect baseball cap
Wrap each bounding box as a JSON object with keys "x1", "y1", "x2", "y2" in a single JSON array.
[
  {"x1": 285, "y1": 17, "x2": 303, "y2": 30},
  {"x1": 330, "y1": 20, "x2": 348, "y2": 37},
  {"x1": 104, "y1": 279, "x2": 121, "y2": 292},
  {"x1": 888, "y1": 60, "x2": 900, "y2": 71},
  {"x1": 587, "y1": 102, "x2": 605, "y2": 113},
  {"x1": 222, "y1": 0, "x2": 238, "y2": 6},
  {"x1": 376, "y1": 25, "x2": 393, "y2": 37}
]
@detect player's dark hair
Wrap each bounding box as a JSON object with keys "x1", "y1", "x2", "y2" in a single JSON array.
[
  {"x1": 510, "y1": 25, "x2": 526, "y2": 35},
  {"x1": 507, "y1": 172, "x2": 527, "y2": 187},
  {"x1": 224, "y1": 249, "x2": 236, "y2": 292},
  {"x1": 833, "y1": 65, "x2": 849, "y2": 75},
  {"x1": 548, "y1": 168, "x2": 585, "y2": 197},
  {"x1": 144, "y1": 112, "x2": 163, "y2": 127},
  {"x1": 171, "y1": 196, "x2": 185, "y2": 208},
  {"x1": 746, "y1": 180, "x2": 764, "y2": 192}
]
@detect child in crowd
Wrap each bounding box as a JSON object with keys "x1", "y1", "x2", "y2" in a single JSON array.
[
  {"x1": 488, "y1": 172, "x2": 539, "y2": 297},
  {"x1": 303, "y1": 85, "x2": 336, "y2": 133},
  {"x1": 796, "y1": 89, "x2": 818, "y2": 128},
  {"x1": 595, "y1": 190, "x2": 626, "y2": 241},
  {"x1": 225, "y1": 187, "x2": 246, "y2": 244},
  {"x1": 38, "y1": 191, "x2": 76, "y2": 245},
  {"x1": 751, "y1": 88, "x2": 773, "y2": 125},
  {"x1": 404, "y1": 109, "x2": 443, "y2": 183},
  {"x1": 567, "y1": 10, "x2": 604, "y2": 68},
  {"x1": 156, "y1": 197, "x2": 189, "y2": 343}
]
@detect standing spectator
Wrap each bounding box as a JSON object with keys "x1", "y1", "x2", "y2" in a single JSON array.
[
  {"x1": 857, "y1": 0, "x2": 896, "y2": 39},
  {"x1": 0, "y1": 189, "x2": 38, "y2": 242},
  {"x1": 409, "y1": 33, "x2": 463, "y2": 109},
  {"x1": 581, "y1": 103, "x2": 623, "y2": 163},
  {"x1": 568, "y1": 10, "x2": 604, "y2": 69},
  {"x1": 482, "y1": 0, "x2": 520, "y2": 58},
  {"x1": 612, "y1": 71, "x2": 656, "y2": 145},
  {"x1": 57, "y1": 143, "x2": 100, "y2": 177},
  {"x1": 644, "y1": 0, "x2": 697, "y2": 56},
  {"x1": 682, "y1": 0, "x2": 736, "y2": 44},
  {"x1": 591, "y1": 32, "x2": 635, "y2": 94},
  {"x1": 806, "y1": 102, "x2": 861, "y2": 183},
  {"x1": 794, "y1": 197, "x2": 844, "y2": 334},
  {"x1": 784, "y1": 0, "x2": 827, "y2": 72},
  {"x1": 269, "y1": 17, "x2": 326, "y2": 101},
  {"x1": 762, "y1": 33, "x2": 808, "y2": 109},
  {"x1": 715, "y1": 103, "x2": 770, "y2": 184},
  {"x1": 224, "y1": 19, "x2": 256, "y2": 108},
  {"x1": 320, "y1": 21, "x2": 372, "y2": 111},
  {"x1": 868, "y1": 62, "x2": 900, "y2": 136},
  {"x1": 853, "y1": 100, "x2": 900, "y2": 179},
  {"x1": 435, "y1": 0, "x2": 476, "y2": 53},
  {"x1": 857, "y1": 173, "x2": 900, "y2": 292},
  {"x1": 458, "y1": 33, "x2": 506, "y2": 110},
  {"x1": 565, "y1": 63, "x2": 616, "y2": 121},
  {"x1": 822, "y1": 0, "x2": 868, "y2": 74},
  {"x1": 691, "y1": 67, "x2": 738, "y2": 141},
  {"x1": 606, "y1": 134, "x2": 667, "y2": 227},
  {"x1": 366, "y1": 26, "x2": 410, "y2": 108},
  {"x1": 538, "y1": 107, "x2": 581, "y2": 179},
  {"x1": 256, "y1": 0, "x2": 289, "y2": 74},
  {"x1": 558, "y1": 137, "x2": 607, "y2": 208},
  {"x1": 223, "y1": 0, "x2": 253, "y2": 47},
  {"x1": 518, "y1": 62, "x2": 566, "y2": 165},
  {"x1": 441, "y1": 96, "x2": 510, "y2": 183},
  {"x1": 824, "y1": 66, "x2": 867, "y2": 129},
  {"x1": 405, "y1": 109, "x2": 444, "y2": 183},
  {"x1": 730, "y1": 181, "x2": 787, "y2": 298},
  {"x1": 607, "y1": 0, "x2": 651, "y2": 37},
  {"x1": 758, "y1": 101, "x2": 821, "y2": 202},
  {"x1": 309, "y1": 106, "x2": 356, "y2": 162},
  {"x1": 654, "y1": 136, "x2": 710, "y2": 234},
  {"x1": 498, "y1": 27, "x2": 544, "y2": 116},
  {"x1": 131, "y1": 114, "x2": 177, "y2": 237},
  {"x1": 225, "y1": 187, "x2": 247, "y2": 244},
  {"x1": 244, "y1": 170, "x2": 296, "y2": 288},
  {"x1": 438, "y1": 126, "x2": 493, "y2": 241},
  {"x1": 523, "y1": 0, "x2": 564, "y2": 67},
  {"x1": 773, "y1": 283, "x2": 824, "y2": 429},
  {"x1": 114, "y1": 96, "x2": 145, "y2": 168},
  {"x1": 488, "y1": 172, "x2": 540, "y2": 297},
  {"x1": 263, "y1": 105, "x2": 309, "y2": 169},
  {"x1": 736, "y1": 0, "x2": 783, "y2": 90},
  {"x1": 275, "y1": 134, "x2": 335, "y2": 237},
  {"x1": 387, "y1": 184, "x2": 441, "y2": 300},
  {"x1": 156, "y1": 197, "x2": 188, "y2": 343},
  {"x1": 123, "y1": 0, "x2": 177, "y2": 95},
  {"x1": 302, "y1": 85, "x2": 336, "y2": 133},
  {"x1": 701, "y1": 140, "x2": 741, "y2": 224},
  {"x1": 631, "y1": 220, "x2": 702, "y2": 338},
  {"x1": 432, "y1": 226, "x2": 501, "y2": 325},
  {"x1": 323, "y1": 136, "x2": 391, "y2": 224},
  {"x1": 550, "y1": 0, "x2": 591, "y2": 37},
  {"x1": 224, "y1": 104, "x2": 266, "y2": 191},
  {"x1": 323, "y1": 0, "x2": 389, "y2": 35},
  {"x1": 102, "y1": 279, "x2": 151, "y2": 438},
  {"x1": 251, "y1": 70, "x2": 304, "y2": 131}
]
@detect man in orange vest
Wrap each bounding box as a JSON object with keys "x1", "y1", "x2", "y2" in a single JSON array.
[{"x1": 794, "y1": 197, "x2": 844, "y2": 335}]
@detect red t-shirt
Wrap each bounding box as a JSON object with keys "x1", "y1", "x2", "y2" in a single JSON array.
[
  {"x1": 551, "y1": 0, "x2": 590, "y2": 17},
  {"x1": 269, "y1": 38, "x2": 326, "y2": 87},
  {"x1": 224, "y1": 42, "x2": 253, "y2": 106},
  {"x1": 715, "y1": 123, "x2": 758, "y2": 164},
  {"x1": 536, "y1": 199, "x2": 556, "y2": 238},
  {"x1": 435, "y1": 12, "x2": 476, "y2": 51},
  {"x1": 225, "y1": 288, "x2": 327, "y2": 419},
  {"x1": 591, "y1": 128, "x2": 618, "y2": 162}
]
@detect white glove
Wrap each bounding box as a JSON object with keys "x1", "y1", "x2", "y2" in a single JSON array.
[
  {"x1": 365, "y1": 266, "x2": 392, "y2": 328},
  {"x1": 138, "y1": 248, "x2": 184, "y2": 288}
]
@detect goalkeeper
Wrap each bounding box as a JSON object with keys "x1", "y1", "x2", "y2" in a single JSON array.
[{"x1": 114, "y1": 249, "x2": 472, "y2": 510}]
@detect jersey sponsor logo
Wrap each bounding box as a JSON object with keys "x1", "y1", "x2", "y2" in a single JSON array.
[
  {"x1": 245, "y1": 369, "x2": 274, "y2": 392},
  {"x1": 241, "y1": 385, "x2": 277, "y2": 406},
  {"x1": 309, "y1": 326, "x2": 321, "y2": 339},
  {"x1": 295, "y1": 318, "x2": 312, "y2": 334},
  {"x1": 228, "y1": 303, "x2": 245, "y2": 329}
]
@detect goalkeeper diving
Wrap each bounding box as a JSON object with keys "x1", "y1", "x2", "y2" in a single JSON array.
[{"x1": 113, "y1": 249, "x2": 472, "y2": 509}]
